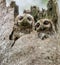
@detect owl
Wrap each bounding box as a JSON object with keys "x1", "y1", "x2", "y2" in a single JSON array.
[
  {"x1": 9, "y1": 14, "x2": 34, "y2": 42},
  {"x1": 35, "y1": 18, "x2": 56, "y2": 40}
]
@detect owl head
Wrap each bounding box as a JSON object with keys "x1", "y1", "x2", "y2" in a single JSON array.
[
  {"x1": 15, "y1": 14, "x2": 35, "y2": 33},
  {"x1": 35, "y1": 18, "x2": 56, "y2": 39}
]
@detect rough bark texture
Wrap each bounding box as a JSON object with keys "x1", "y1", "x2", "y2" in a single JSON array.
[
  {"x1": 10, "y1": 1, "x2": 19, "y2": 19},
  {"x1": 0, "y1": 0, "x2": 60, "y2": 65},
  {"x1": 0, "y1": 0, "x2": 14, "y2": 64}
]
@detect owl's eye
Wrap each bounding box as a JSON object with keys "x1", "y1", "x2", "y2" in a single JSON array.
[
  {"x1": 36, "y1": 23, "x2": 40, "y2": 27},
  {"x1": 27, "y1": 17, "x2": 32, "y2": 21},
  {"x1": 44, "y1": 20, "x2": 49, "y2": 25},
  {"x1": 19, "y1": 16, "x2": 23, "y2": 20}
]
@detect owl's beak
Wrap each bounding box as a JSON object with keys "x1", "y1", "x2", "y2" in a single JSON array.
[
  {"x1": 40, "y1": 26, "x2": 45, "y2": 30},
  {"x1": 35, "y1": 26, "x2": 45, "y2": 32},
  {"x1": 23, "y1": 19, "x2": 27, "y2": 23}
]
